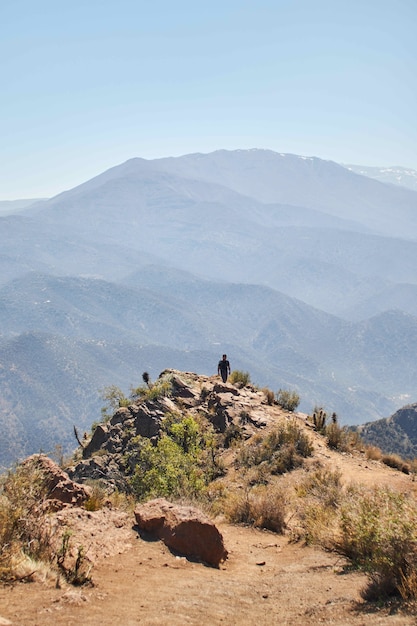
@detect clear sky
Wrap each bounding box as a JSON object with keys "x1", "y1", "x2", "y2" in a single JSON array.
[{"x1": 1, "y1": 0, "x2": 416, "y2": 199}]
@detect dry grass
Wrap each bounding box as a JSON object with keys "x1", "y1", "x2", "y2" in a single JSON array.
[
  {"x1": 0, "y1": 464, "x2": 55, "y2": 581},
  {"x1": 365, "y1": 445, "x2": 383, "y2": 461},
  {"x1": 225, "y1": 485, "x2": 287, "y2": 533},
  {"x1": 381, "y1": 453, "x2": 411, "y2": 474}
]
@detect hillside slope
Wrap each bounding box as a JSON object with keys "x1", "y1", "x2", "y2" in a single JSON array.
[{"x1": 1, "y1": 370, "x2": 415, "y2": 625}]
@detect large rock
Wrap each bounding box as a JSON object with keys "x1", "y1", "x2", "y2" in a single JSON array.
[
  {"x1": 134, "y1": 498, "x2": 228, "y2": 567},
  {"x1": 22, "y1": 454, "x2": 91, "y2": 506},
  {"x1": 83, "y1": 423, "x2": 109, "y2": 458}
]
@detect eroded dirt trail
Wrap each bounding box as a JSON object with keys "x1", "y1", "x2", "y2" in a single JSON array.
[{"x1": 1, "y1": 523, "x2": 414, "y2": 626}]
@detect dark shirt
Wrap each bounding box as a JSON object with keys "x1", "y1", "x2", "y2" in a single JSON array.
[{"x1": 218, "y1": 359, "x2": 230, "y2": 373}]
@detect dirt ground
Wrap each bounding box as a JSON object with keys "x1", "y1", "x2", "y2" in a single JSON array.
[
  {"x1": 1, "y1": 415, "x2": 417, "y2": 626},
  {"x1": 1, "y1": 520, "x2": 416, "y2": 626}
]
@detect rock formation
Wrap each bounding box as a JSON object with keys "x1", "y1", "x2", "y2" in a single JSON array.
[{"x1": 134, "y1": 498, "x2": 228, "y2": 567}]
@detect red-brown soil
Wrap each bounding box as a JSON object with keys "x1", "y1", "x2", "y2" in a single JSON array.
[{"x1": 1, "y1": 447, "x2": 416, "y2": 626}]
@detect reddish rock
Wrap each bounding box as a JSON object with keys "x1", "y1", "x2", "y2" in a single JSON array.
[
  {"x1": 134, "y1": 498, "x2": 228, "y2": 567},
  {"x1": 22, "y1": 454, "x2": 91, "y2": 507}
]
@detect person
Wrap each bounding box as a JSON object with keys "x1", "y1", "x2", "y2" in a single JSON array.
[{"x1": 218, "y1": 354, "x2": 231, "y2": 383}]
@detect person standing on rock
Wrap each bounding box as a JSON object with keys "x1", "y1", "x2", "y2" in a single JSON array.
[{"x1": 218, "y1": 354, "x2": 231, "y2": 383}]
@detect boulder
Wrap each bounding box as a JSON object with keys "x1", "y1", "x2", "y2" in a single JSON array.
[
  {"x1": 110, "y1": 406, "x2": 132, "y2": 426},
  {"x1": 134, "y1": 498, "x2": 228, "y2": 567},
  {"x1": 22, "y1": 454, "x2": 91, "y2": 506},
  {"x1": 83, "y1": 423, "x2": 109, "y2": 458}
]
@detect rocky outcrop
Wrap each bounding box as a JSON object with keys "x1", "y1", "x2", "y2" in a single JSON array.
[
  {"x1": 22, "y1": 454, "x2": 91, "y2": 507},
  {"x1": 69, "y1": 370, "x2": 283, "y2": 493},
  {"x1": 134, "y1": 498, "x2": 228, "y2": 567}
]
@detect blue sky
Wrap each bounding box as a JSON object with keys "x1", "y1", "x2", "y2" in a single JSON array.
[{"x1": 1, "y1": 0, "x2": 416, "y2": 198}]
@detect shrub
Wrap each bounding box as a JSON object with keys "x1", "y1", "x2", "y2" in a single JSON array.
[
  {"x1": 100, "y1": 385, "x2": 130, "y2": 420},
  {"x1": 365, "y1": 445, "x2": 382, "y2": 461},
  {"x1": 337, "y1": 486, "x2": 417, "y2": 599},
  {"x1": 276, "y1": 389, "x2": 300, "y2": 412},
  {"x1": 237, "y1": 420, "x2": 313, "y2": 475},
  {"x1": 229, "y1": 370, "x2": 251, "y2": 387},
  {"x1": 0, "y1": 464, "x2": 59, "y2": 581},
  {"x1": 223, "y1": 423, "x2": 243, "y2": 448},
  {"x1": 293, "y1": 468, "x2": 343, "y2": 546},
  {"x1": 131, "y1": 377, "x2": 173, "y2": 402},
  {"x1": 83, "y1": 481, "x2": 108, "y2": 511},
  {"x1": 225, "y1": 486, "x2": 287, "y2": 533},
  {"x1": 262, "y1": 387, "x2": 275, "y2": 405},
  {"x1": 130, "y1": 414, "x2": 209, "y2": 501},
  {"x1": 381, "y1": 453, "x2": 410, "y2": 474}
]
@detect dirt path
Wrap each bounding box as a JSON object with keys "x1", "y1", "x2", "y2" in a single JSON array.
[
  {"x1": 1, "y1": 520, "x2": 415, "y2": 626},
  {"x1": 2, "y1": 409, "x2": 416, "y2": 625}
]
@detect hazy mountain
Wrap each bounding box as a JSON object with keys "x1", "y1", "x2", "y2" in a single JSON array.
[
  {"x1": 2, "y1": 267, "x2": 417, "y2": 469},
  {"x1": 148, "y1": 150, "x2": 417, "y2": 239},
  {"x1": 1, "y1": 149, "x2": 417, "y2": 468},
  {"x1": 344, "y1": 164, "x2": 417, "y2": 192},
  {"x1": 0, "y1": 199, "x2": 46, "y2": 216},
  {"x1": 4, "y1": 151, "x2": 417, "y2": 316},
  {"x1": 0, "y1": 331, "x2": 224, "y2": 471}
]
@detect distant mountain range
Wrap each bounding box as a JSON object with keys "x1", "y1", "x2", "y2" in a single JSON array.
[
  {"x1": 344, "y1": 164, "x2": 417, "y2": 192},
  {"x1": 1, "y1": 149, "x2": 417, "y2": 469}
]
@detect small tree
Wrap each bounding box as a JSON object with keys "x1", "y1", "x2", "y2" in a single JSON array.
[{"x1": 100, "y1": 385, "x2": 130, "y2": 420}]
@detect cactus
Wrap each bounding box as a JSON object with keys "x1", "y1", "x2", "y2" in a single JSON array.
[{"x1": 312, "y1": 408, "x2": 327, "y2": 432}]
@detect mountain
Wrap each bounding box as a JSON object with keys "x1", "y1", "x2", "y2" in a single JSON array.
[
  {"x1": 2, "y1": 267, "x2": 417, "y2": 469},
  {"x1": 357, "y1": 403, "x2": 417, "y2": 459},
  {"x1": 1, "y1": 149, "x2": 417, "y2": 469},
  {"x1": 0, "y1": 331, "x2": 221, "y2": 471},
  {"x1": 344, "y1": 164, "x2": 417, "y2": 192},
  {"x1": 0, "y1": 199, "x2": 46, "y2": 216},
  {"x1": 3, "y1": 151, "x2": 417, "y2": 315}
]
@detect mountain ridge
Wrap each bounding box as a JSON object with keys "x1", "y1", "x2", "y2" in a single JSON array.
[{"x1": 1, "y1": 148, "x2": 417, "y2": 468}]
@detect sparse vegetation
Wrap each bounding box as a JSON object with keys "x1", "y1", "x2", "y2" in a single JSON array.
[
  {"x1": 381, "y1": 453, "x2": 411, "y2": 474},
  {"x1": 338, "y1": 486, "x2": 417, "y2": 600},
  {"x1": 237, "y1": 420, "x2": 313, "y2": 475},
  {"x1": 262, "y1": 387, "x2": 275, "y2": 405},
  {"x1": 294, "y1": 469, "x2": 417, "y2": 601},
  {"x1": 292, "y1": 467, "x2": 343, "y2": 547},
  {"x1": 225, "y1": 485, "x2": 287, "y2": 533},
  {"x1": 5, "y1": 366, "x2": 417, "y2": 612},
  {"x1": 229, "y1": 370, "x2": 251, "y2": 387},
  {"x1": 0, "y1": 463, "x2": 52, "y2": 580},
  {"x1": 276, "y1": 388, "x2": 300, "y2": 412},
  {"x1": 311, "y1": 407, "x2": 327, "y2": 432}
]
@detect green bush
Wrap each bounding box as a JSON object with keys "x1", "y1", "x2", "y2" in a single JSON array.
[
  {"x1": 229, "y1": 370, "x2": 251, "y2": 387},
  {"x1": 276, "y1": 389, "x2": 300, "y2": 412},
  {"x1": 337, "y1": 487, "x2": 417, "y2": 599},
  {"x1": 100, "y1": 385, "x2": 130, "y2": 420},
  {"x1": 131, "y1": 377, "x2": 173, "y2": 402},
  {"x1": 130, "y1": 414, "x2": 208, "y2": 501}
]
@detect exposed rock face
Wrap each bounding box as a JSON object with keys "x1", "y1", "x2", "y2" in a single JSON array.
[
  {"x1": 134, "y1": 498, "x2": 228, "y2": 567},
  {"x1": 67, "y1": 455, "x2": 131, "y2": 493},
  {"x1": 22, "y1": 454, "x2": 91, "y2": 507},
  {"x1": 69, "y1": 370, "x2": 283, "y2": 493}
]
